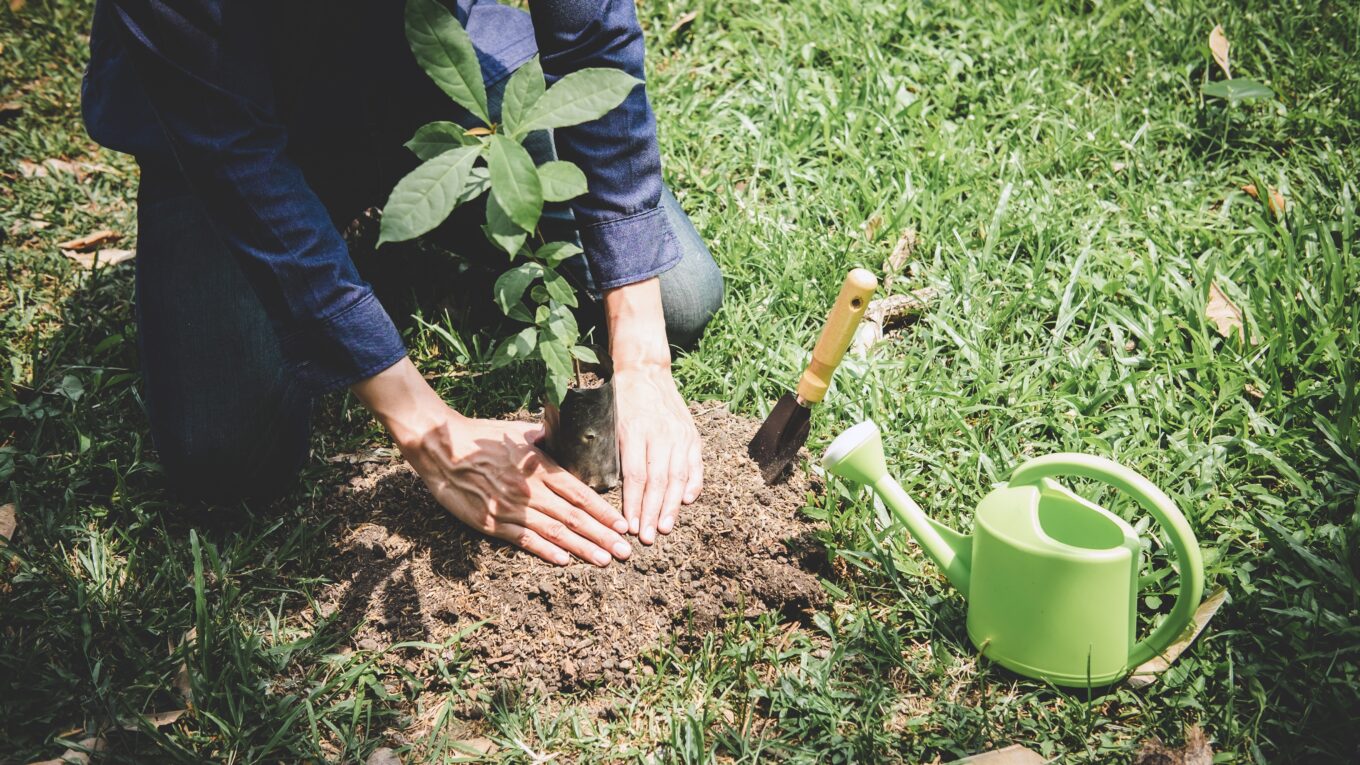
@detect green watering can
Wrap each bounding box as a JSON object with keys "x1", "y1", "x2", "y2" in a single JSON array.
[{"x1": 822, "y1": 421, "x2": 1204, "y2": 686}]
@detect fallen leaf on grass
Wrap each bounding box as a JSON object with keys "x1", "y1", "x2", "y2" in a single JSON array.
[
  {"x1": 56, "y1": 229, "x2": 120, "y2": 251},
  {"x1": 27, "y1": 736, "x2": 108, "y2": 765},
  {"x1": 668, "y1": 10, "x2": 698, "y2": 36},
  {"x1": 17, "y1": 158, "x2": 116, "y2": 181},
  {"x1": 860, "y1": 213, "x2": 884, "y2": 242},
  {"x1": 0, "y1": 503, "x2": 14, "y2": 543},
  {"x1": 172, "y1": 628, "x2": 196, "y2": 704},
  {"x1": 1128, "y1": 586, "x2": 1228, "y2": 687},
  {"x1": 882, "y1": 228, "x2": 919, "y2": 288},
  {"x1": 947, "y1": 745, "x2": 1045, "y2": 764},
  {"x1": 1209, "y1": 25, "x2": 1231, "y2": 78},
  {"x1": 63, "y1": 248, "x2": 135, "y2": 269},
  {"x1": 1205, "y1": 282, "x2": 1244, "y2": 341},
  {"x1": 120, "y1": 709, "x2": 188, "y2": 731},
  {"x1": 1134, "y1": 724, "x2": 1214, "y2": 765},
  {"x1": 1240, "y1": 183, "x2": 1286, "y2": 216},
  {"x1": 850, "y1": 287, "x2": 938, "y2": 355},
  {"x1": 454, "y1": 738, "x2": 499, "y2": 756},
  {"x1": 10, "y1": 0, "x2": 28, "y2": 13},
  {"x1": 0, "y1": 101, "x2": 22, "y2": 121},
  {"x1": 367, "y1": 747, "x2": 403, "y2": 765}
]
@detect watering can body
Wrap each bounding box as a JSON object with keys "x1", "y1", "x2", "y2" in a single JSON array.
[{"x1": 823, "y1": 422, "x2": 1204, "y2": 686}]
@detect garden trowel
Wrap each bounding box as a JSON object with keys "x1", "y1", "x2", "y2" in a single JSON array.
[{"x1": 748, "y1": 268, "x2": 878, "y2": 482}]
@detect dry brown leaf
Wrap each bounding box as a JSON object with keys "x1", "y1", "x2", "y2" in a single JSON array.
[
  {"x1": 0, "y1": 503, "x2": 14, "y2": 543},
  {"x1": 27, "y1": 735, "x2": 108, "y2": 765},
  {"x1": 17, "y1": 159, "x2": 45, "y2": 178},
  {"x1": 120, "y1": 709, "x2": 187, "y2": 731},
  {"x1": 10, "y1": 0, "x2": 28, "y2": 13},
  {"x1": 366, "y1": 747, "x2": 403, "y2": 765},
  {"x1": 860, "y1": 213, "x2": 884, "y2": 242},
  {"x1": 455, "y1": 738, "x2": 499, "y2": 756},
  {"x1": 1205, "y1": 282, "x2": 1244, "y2": 341},
  {"x1": 56, "y1": 229, "x2": 120, "y2": 251},
  {"x1": 63, "y1": 248, "x2": 135, "y2": 269},
  {"x1": 173, "y1": 628, "x2": 196, "y2": 704},
  {"x1": 850, "y1": 287, "x2": 938, "y2": 355},
  {"x1": 1209, "y1": 25, "x2": 1231, "y2": 78},
  {"x1": 0, "y1": 101, "x2": 22, "y2": 120},
  {"x1": 1128, "y1": 586, "x2": 1228, "y2": 687},
  {"x1": 882, "y1": 228, "x2": 919, "y2": 289},
  {"x1": 668, "y1": 10, "x2": 698, "y2": 36},
  {"x1": 1245, "y1": 383, "x2": 1265, "y2": 400},
  {"x1": 948, "y1": 745, "x2": 1045, "y2": 764},
  {"x1": 1240, "y1": 184, "x2": 1285, "y2": 216},
  {"x1": 1135, "y1": 725, "x2": 1214, "y2": 765}
]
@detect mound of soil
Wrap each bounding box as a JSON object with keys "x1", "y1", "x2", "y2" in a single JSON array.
[{"x1": 312, "y1": 404, "x2": 827, "y2": 691}]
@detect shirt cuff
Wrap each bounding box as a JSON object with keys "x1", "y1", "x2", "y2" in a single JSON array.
[
  {"x1": 280, "y1": 291, "x2": 407, "y2": 394},
  {"x1": 579, "y1": 205, "x2": 681, "y2": 290}
]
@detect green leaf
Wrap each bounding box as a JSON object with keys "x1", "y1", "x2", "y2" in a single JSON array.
[
  {"x1": 534, "y1": 241, "x2": 583, "y2": 265},
  {"x1": 484, "y1": 192, "x2": 527, "y2": 256},
  {"x1": 461, "y1": 166, "x2": 491, "y2": 203},
  {"x1": 544, "y1": 269, "x2": 578, "y2": 308},
  {"x1": 493, "y1": 262, "x2": 544, "y2": 317},
  {"x1": 487, "y1": 135, "x2": 544, "y2": 231},
  {"x1": 405, "y1": 0, "x2": 489, "y2": 125},
  {"x1": 537, "y1": 161, "x2": 588, "y2": 202},
  {"x1": 518, "y1": 68, "x2": 642, "y2": 133},
  {"x1": 543, "y1": 301, "x2": 579, "y2": 347},
  {"x1": 490, "y1": 327, "x2": 538, "y2": 369},
  {"x1": 539, "y1": 337, "x2": 574, "y2": 406},
  {"x1": 570, "y1": 345, "x2": 599, "y2": 364},
  {"x1": 404, "y1": 120, "x2": 478, "y2": 160},
  {"x1": 1201, "y1": 78, "x2": 1274, "y2": 104},
  {"x1": 378, "y1": 146, "x2": 480, "y2": 245},
  {"x1": 502, "y1": 56, "x2": 545, "y2": 136}
]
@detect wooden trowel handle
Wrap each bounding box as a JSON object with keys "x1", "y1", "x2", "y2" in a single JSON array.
[{"x1": 796, "y1": 268, "x2": 878, "y2": 404}]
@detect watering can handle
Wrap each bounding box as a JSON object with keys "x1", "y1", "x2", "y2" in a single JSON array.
[{"x1": 1009, "y1": 453, "x2": 1205, "y2": 669}]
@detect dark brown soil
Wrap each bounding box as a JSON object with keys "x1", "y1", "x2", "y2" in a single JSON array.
[
  {"x1": 571, "y1": 369, "x2": 606, "y2": 389},
  {"x1": 311, "y1": 404, "x2": 826, "y2": 692}
]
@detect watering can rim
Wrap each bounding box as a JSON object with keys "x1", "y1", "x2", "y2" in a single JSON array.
[{"x1": 975, "y1": 478, "x2": 1142, "y2": 563}]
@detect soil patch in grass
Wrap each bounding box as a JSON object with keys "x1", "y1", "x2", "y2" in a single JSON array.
[{"x1": 311, "y1": 404, "x2": 827, "y2": 692}]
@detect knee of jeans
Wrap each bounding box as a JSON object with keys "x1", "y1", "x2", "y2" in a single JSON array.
[
  {"x1": 666, "y1": 267, "x2": 725, "y2": 350},
  {"x1": 156, "y1": 422, "x2": 307, "y2": 502}
]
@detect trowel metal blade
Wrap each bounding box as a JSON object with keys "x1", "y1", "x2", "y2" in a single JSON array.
[{"x1": 747, "y1": 393, "x2": 812, "y2": 483}]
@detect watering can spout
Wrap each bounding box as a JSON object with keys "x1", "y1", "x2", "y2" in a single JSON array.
[{"x1": 822, "y1": 422, "x2": 972, "y2": 592}]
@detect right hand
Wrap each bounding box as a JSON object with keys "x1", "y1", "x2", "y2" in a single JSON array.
[{"x1": 352, "y1": 358, "x2": 632, "y2": 567}]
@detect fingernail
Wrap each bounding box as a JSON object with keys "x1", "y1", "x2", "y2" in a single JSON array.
[
  {"x1": 640, "y1": 530, "x2": 655, "y2": 545},
  {"x1": 659, "y1": 515, "x2": 674, "y2": 533},
  {"x1": 555, "y1": 553, "x2": 571, "y2": 566},
  {"x1": 612, "y1": 541, "x2": 632, "y2": 559},
  {"x1": 593, "y1": 550, "x2": 611, "y2": 567},
  {"x1": 612, "y1": 519, "x2": 629, "y2": 534},
  {"x1": 629, "y1": 518, "x2": 640, "y2": 535}
]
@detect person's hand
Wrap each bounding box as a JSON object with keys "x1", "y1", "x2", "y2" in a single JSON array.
[
  {"x1": 614, "y1": 362, "x2": 702, "y2": 543},
  {"x1": 353, "y1": 358, "x2": 632, "y2": 566},
  {"x1": 604, "y1": 277, "x2": 704, "y2": 544}
]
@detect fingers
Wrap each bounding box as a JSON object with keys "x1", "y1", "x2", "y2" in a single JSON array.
[
  {"x1": 495, "y1": 523, "x2": 572, "y2": 567},
  {"x1": 683, "y1": 435, "x2": 703, "y2": 505},
  {"x1": 540, "y1": 454, "x2": 628, "y2": 534},
  {"x1": 532, "y1": 485, "x2": 632, "y2": 565},
  {"x1": 621, "y1": 436, "x2": 647, "y2": 536},
  {"x1": 639, "y1": 445, "x2": 671, "y2": 545},
  {"x1": 657, "y1": 446, "x2": 688, "y2": 536}
]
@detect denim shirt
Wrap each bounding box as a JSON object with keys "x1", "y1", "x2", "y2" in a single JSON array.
[{"x1": 83, "y1": 0, "x2": 678, "y2": 392}]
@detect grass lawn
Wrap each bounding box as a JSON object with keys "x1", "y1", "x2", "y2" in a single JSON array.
[{"x1": 3, "y1": 0, "x2": 1358, "y2": 762}]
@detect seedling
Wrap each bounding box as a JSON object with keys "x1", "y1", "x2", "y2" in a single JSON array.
[{"x1": 378, "y1": 0, "x2": 642, "y2": 408}]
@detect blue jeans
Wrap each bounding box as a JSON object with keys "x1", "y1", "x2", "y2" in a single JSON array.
[{"x1": 134, "y1": 174, "x2": 723, "y2": 501}]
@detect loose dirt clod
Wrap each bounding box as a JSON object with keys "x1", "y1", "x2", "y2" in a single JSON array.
[{"x1": 312, "y1": 404, "x2": 826, "y2": 692}]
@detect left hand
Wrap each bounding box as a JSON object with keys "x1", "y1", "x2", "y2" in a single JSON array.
[
  {"x1": 613, "y1": 362, "x2": 702, "y2": 543},
  {"x1": 604, "y1": 276, "x2": 704, "y2": 544}
]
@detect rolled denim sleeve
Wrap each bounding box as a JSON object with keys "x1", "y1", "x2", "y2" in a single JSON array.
[
  {"x1": 527, "y1": 0, "x2": 680, "y2": 290},
  {"x1": 107, "y1": 0, "x2": 406, "y2": 393}
]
